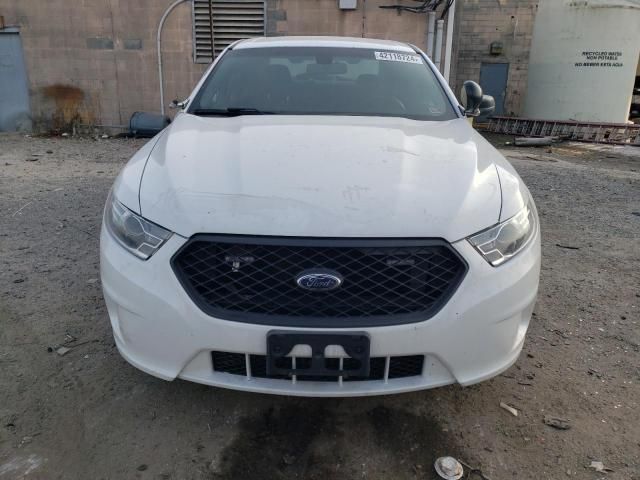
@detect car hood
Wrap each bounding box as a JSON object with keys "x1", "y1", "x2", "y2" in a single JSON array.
[{"x1": 138, "y1": 114, "x2": 503, "y2": 241}]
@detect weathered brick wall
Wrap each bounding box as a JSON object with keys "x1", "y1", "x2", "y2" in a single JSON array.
[{"x1": 450, "y1": 0, "x2": 538, "y2": 116}]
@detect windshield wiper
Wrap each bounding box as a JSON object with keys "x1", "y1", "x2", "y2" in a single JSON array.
[{"x1": 191, "y1": 107, "x2": 276, "y2": 117}]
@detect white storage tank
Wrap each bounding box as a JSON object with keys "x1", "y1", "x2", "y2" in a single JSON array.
[{"x1": 523, "y1": 0, "x2": 640, "y2": 124}]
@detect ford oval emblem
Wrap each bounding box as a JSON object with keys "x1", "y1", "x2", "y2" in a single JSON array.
[{"x1": 296, "y1": 269, "x2": 343, "y2": 291}]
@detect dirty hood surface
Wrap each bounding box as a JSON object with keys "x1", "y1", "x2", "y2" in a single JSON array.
[{"x1": 139, "y1": 114, "x2": 502, "y2": 241}]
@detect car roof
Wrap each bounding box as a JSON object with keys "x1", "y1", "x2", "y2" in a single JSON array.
[{"x1": 234, "y1": 36, "x2": 415, "y2": 52}]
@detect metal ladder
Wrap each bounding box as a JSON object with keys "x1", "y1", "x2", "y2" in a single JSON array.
[{"x1": 478, "y1": 116, "x2": 640, "y2": 146}]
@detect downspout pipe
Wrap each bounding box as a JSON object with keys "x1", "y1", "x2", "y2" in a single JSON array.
[
  {"x1": 443, "y1": 1, "x2": 455, "y2": 83},
  {"x1": 434, "y1": 19, "x2": 444, "y2": 71},
  {"x1": 426, "y1": 11, "x2": 436, "y2": 58},
  {"x1": 158, "y1": 0, "x2": 190, "y2": 115}
]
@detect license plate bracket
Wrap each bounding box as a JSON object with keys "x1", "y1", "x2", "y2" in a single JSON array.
[{"x1": 266, "y1": 331, "x2": 370, "y2": 378}]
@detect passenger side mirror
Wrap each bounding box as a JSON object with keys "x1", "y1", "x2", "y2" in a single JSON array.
[
  {"x1": 460, "y1": 81, "x2": 483, "y2": 117},
  {"x1": 478, "y1": 94, "x2": 496, "y2": 117}
]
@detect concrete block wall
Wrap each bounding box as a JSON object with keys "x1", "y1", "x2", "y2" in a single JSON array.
[{"x1": 450, "y1": 0, "x2": 538, "y2": 116}]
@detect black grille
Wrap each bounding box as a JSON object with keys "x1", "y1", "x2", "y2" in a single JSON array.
[
  {"x1": 212, "y1": 351, "x2": 424, "y2": 381},
  {"x1": 172, "y1": 236, "x2": 467, "y2": 327},
  {"x1": 211, "y1": 351, "x2": 246, "y2": 376},
  {"x1": 389, "y1": 355, "x2": 425, "y2": 379}
]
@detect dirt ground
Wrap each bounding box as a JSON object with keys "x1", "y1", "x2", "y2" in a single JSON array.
[{"x1": 1, "y1": 132, "x2": 639, "y2": 480}]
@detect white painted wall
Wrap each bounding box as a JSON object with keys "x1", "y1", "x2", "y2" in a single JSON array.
[{"x1": 523, "y1": 0, "x2": 640, "y2": 123}]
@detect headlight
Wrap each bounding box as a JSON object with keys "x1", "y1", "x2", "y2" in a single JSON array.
[
  {"x1": 105, "y1": 193, "x2": 172, "y2": 260},
  {"x1": 467, "y1": 202, "x2": 537, "y2": 266}
]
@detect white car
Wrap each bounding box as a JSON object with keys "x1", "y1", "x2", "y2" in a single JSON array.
[{"x1": 101, "y1": 36, "x2": 540, "y2": 397}]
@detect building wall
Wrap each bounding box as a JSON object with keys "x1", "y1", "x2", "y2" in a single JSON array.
[
  {"x1": 450, "y1": 0, "x2": 538, "y2": 116},
  {"x1": 0, "y1": 0, "x2": 537, "y2": 131},
  {"x1": 0, "y1": 0, "x2": 206, "y2": 131},
  {"x1": 265, "y1": 0, "x2": 432, "y2": 44}
]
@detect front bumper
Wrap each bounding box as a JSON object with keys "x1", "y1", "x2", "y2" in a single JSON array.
[{"x1": 100, "y1": 226, "x2": 540, "y2": 397}]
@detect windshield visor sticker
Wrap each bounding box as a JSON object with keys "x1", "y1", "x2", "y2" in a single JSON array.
[{"x1": 374, "y1": 51, "x2": 423, "y2": 64}]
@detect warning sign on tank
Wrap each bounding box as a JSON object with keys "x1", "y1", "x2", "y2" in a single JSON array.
[{"x1": 575, "y1": 51, "x2": 624, "y2": 68}]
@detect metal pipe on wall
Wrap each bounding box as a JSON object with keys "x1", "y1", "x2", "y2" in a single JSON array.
[
  {"x1": 443, "y1": 2, "x2": 455, "y2": 82},
  {"x1": 426, "y1": 11, "x2": 436, "y2": 58},
  {"x1": 158, "y1": 0, "x2": 190, "y2": 115},
  {"x1": 434, "y1": 19, "x2": 444, "y2": 71}
]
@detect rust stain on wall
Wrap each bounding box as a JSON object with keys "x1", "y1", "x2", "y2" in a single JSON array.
[{"x1": 41, "y1": 84, "x2": 96, "y2": 130}]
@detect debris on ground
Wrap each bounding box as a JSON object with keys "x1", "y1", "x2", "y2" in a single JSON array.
[
  {"x1": 543, "y1": 415, "x2": 571, "y2": 430},
  {"x1": 434, "y1": 456, "x2": 464, "y2": 480},
  {"x1": 523, "y1": 153, "x2": 558, "y2": 163},
  {"x1": 48, "y1": 336, "x2": 99, "y2": 356},
  {"x1": 457, "y1": 458, "x2": 493, "y2": 480},
  {"x1": 588, "y1": 368, "x2": 603, "y2": 379},
  {"x1": 556, "y1": 244, "x2": 580, "y2": 250},
  {"x1": 55, "y1": 346, "x2": 71, "y2": 356},
  {"x1": 513, "y1": 136, "x2": 562, "y2": 147},
  {"x1": 500, "y1": 402, "x2": 519, "y2": 417},
  {"x1": 589, "y1": 461, "x2": 613, "y2": 473}
]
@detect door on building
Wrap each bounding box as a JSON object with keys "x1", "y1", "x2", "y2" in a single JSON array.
[
  {"x1": 0, "y1": 28, "x2": 31, "y2": 132},
  {"x1": 479, "y1": 63, "x2": 509, "y2": 116}
]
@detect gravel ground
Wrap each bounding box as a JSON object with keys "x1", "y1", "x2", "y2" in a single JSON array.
[{"x1": 0, "y1": 132, "x2": 639, "y2": 480}]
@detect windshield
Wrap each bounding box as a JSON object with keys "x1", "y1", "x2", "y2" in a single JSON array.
[{"x1": 188, "y1": 47, "x2": 457, "y2": 121}]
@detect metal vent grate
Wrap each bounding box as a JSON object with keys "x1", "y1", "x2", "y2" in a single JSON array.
[{"x1": 193, "y1": 0, "x2": 265, "y2": 63}]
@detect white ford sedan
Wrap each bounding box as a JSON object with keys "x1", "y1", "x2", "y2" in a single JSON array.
[{"x1": 101, "y1": 36, "x2": 540, "y2": 396}]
